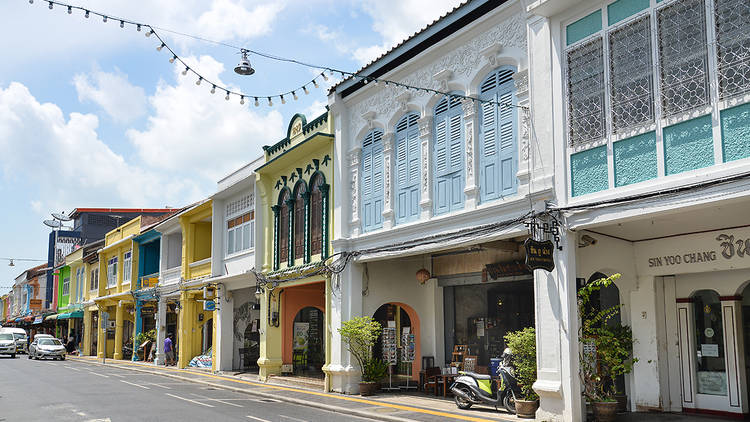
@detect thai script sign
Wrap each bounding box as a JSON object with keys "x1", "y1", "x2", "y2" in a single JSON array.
[{"x1": 524, "y1": 238, "x2": 555, "y2": 272}]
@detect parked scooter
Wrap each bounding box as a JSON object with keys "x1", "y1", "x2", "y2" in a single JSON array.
[{"x1": 450, "y1": 349, "x2": 522, "y2": 414}]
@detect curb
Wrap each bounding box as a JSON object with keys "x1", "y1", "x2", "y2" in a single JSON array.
[{"x1": 69, "y1": 357, "x2": 418, "y2": 422}]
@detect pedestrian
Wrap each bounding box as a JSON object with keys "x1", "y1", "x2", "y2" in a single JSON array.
[
  {"x1": 164, "y1": 333, "x2": 174, "y2": 366},
  {"x1": 65, "y1": 336, "x2": 76, "y2": 355}
]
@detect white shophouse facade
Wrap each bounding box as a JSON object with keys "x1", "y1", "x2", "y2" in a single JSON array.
[
  {"x1": 209, "y1": 158, "x2": 260, "y2": 372},
  {"x1": 528, "y1": 0, "x2": 750, "y2": 419},
  {"x1": 328, "y1": 0, "x2": 557, "y2": 396}
]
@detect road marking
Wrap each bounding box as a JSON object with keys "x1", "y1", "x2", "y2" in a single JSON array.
[
  {"x1": 108, "y1": 373, "x2": 126, "y2": 378},
  {"x1": 120, "y1": 380, "x2": 149, "y2": 389},
  {"x1": 246, "y1": 417, "x2": 270, "y2": 422},
  {"x1": 87, "y1": 372, "x2": 109, "y2": 378},
  {"x1": 279, "y1": 416, "x2": 306, "y2": 422},
  {"x1": 148, "y1": 383, "x2": 171, "y2": 389},
  {"x1": 166, "y1": 393, "x2": 215, "y2": 408},
  {"x1": 189, "y1": 393, "x2": 243, "y2": 408},
  {"x1": 63, "y1": 365, "x2": 81, "y2": 371}
]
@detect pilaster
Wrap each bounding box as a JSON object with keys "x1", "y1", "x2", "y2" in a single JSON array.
[
  {"x1": 155, "y1": 296, "x2": 167, "y2": 365},
  {"x1": 381, "y1": 132, "x2": 395, "y2": 229},
  {"x1": 462, "y1": 99, "x2": 479, "y2": 208},
  {"x1": 348, "y1": 147, "x2": 361, "y2": 236},
  {"x1": 113, "y1": 301, "x2": 124, "y2": 360},
  {"x1": 418, "y1": 117, "x2": 433, "y2": 219}
]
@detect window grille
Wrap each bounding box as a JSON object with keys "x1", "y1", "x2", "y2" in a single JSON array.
[
  {"x1": 226, "y1": 194, "x2": 253, "y2": 218},
  {"x1": 567, "y1": 37, "x2": 606, "y2": 146},
  {"x1": 609, "y1": 15, "x2": 655, "y2": 132},
  {"x1": 107, "y1": 257, "x2": 118, "y2": 287},
  {"x1": 714, "y1": 0, "x2": 750, "y2": 99},
  {"x1": 62, "y1": 277, "x2": 70, "y2": 296},
  {"x1": 657, "y1": 0, "x2": 710, "y2": 116}
]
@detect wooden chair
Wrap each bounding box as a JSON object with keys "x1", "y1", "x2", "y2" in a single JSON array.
[
  {"x1": 423, "y1": 367, "x2": 442, "y2": 396},
  {"x1": 451, "y1": 345, "x2": 468, "y2": 369}
]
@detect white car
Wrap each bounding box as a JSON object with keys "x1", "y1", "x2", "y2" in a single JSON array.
[
  {"x1": 29, "y1": 338, "x2": 66, "y2": 360},
  {"x1": 0, "y1": 328, "x2": 27, "y2": 354},
  {"x1": 0, "y1": 333, "x2": 16, "y2": 358}
]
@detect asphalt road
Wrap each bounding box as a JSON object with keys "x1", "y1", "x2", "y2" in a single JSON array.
[{"x1": 0, "y1": 355, "x2": 377, "y2": 422}]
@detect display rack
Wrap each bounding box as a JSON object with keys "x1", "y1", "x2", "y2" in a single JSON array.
[
  {"x1": 381, "y1": 327, "x2": 400, "y2": 391},
  {"x1": 400, "y1": 332, "x2": 416, "y2": 390}
]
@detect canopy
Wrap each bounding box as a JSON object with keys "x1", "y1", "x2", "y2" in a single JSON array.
[
  {"x1": 57, "y1": 311, "x2": 83, "y2": 319},
  {"x1": 44, "y1": 314, "x2": 58, "y2": 321}
]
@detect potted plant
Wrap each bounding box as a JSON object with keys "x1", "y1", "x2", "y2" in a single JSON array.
[
  {"x1": 338, "y1": 316, "x2": 384, "y2": 396},
  {"x1": 504, "y1": 327, "x2": 538, "y2": 418},
  {"x1": 578, "y1": 274, "x2": 637, "y2": 422}
]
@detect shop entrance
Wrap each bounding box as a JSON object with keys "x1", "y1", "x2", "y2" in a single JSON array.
[
  {"x1": 292, "y1": 307, "x2": 324, "y2": 375},
  {"x1": 372, "y1": 303, "x2": 420, "y2": 380}
]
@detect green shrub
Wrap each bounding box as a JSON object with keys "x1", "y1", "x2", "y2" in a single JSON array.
[
  {"x1": 338, "y1": 317, "x2": 383, "y2": 382},
  {"x1": 363, "y1": 358, "x2": 389, "y2": 383},
  {"x1": 504, "y1": 327, "x2": 538, "y2": 401}
]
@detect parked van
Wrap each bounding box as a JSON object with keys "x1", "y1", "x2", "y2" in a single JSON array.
[{"x1": 0, "y1": 328, "x2": 28, "y2": 354}]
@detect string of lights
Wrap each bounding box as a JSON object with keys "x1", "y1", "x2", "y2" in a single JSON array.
[{"x1": 25, "y1": 0, "x2": 523, "y2": 110}]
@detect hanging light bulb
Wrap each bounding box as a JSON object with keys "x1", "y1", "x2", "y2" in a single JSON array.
[
  {"x1": 254, "y1": 97, "x2": 260, "y2": 107},
  {"x1": 303, "y1": 86, "x2": 309, "y2": 95},
  {"x1": 29, "y1": 0, "x2": 33, "y2": 4},
  {"x1": 313, "y1": 79, "x2": 319, "y2": 88},
  {"x1": 322, "y1": 72, "x2": 329, "y2": 82},
  {"x1": 225, "y1": 91, "x2": 230, "y2": 101},
  {"x1": 240, "y1": 96, "x2": 245, "y2": 105},
  {"x1": 182, "y1": 67, "x2": 189, "y2": 76},
  {"x1": 102, "y1": 16, "x2": 108, "y2": 23},
  {"x1": 292, "y1": 91, "x2": 298, "y2": 101},
  {"x1": 195, "y1": 77, "x2": 202, "y2": 86},
  {"x1": 373, "y1": 79, "x2": 379, "y2": 86},
  {"x1": 145, "y1": 29, "x2": 153, "y2": 37},
  {"x1": 67, "y1": 6, "x2": 72, "y2": 14},
  {"x1": 210, "y1": 85, "x2": 216, "y2": 94},
  {"x1": 120, "y1": 20, "x2": 125, "y2": 28},
  {"x1": 48, "y1": 2, "x2": 53, "y2": 9},
  {"x1": 281, "y1": 95, "x2": 286, "y2": 105},
  {"x1": 169, "y1": 55, "x2": 176, "y2": 63},
  {"x1": 363, "y1": 78, "x2": 368, "y2": 85},
  {"x1": 267, "y1": 97, "x2": 273, "y2": 106},
  {"x1": 157, "y1": 43, "x2": 165, "y2": 52},
  {"x1": 84, "y1": 10, "x2": 89, "y2": 18},
  {"x1": 137, "y1": 24, "x2": 141, "y2": 32}
]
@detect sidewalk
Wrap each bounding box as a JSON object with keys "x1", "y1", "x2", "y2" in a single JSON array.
[{"x1": 68, "y1": 355, "x2": 518, "y2": 422}]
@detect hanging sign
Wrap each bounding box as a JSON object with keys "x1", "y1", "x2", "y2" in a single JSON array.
[
  {"x1": 202, "y1": 300, "x2": 216, "y2": 311},
  {"x1": 524, "y1": 238, "x2": 555, "y2": 272}
]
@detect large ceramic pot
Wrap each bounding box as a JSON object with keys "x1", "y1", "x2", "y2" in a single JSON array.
[
  {"x1": 593, "y1": 401, "x2": 618, "y2": 422},
  {"x1": 359, "y1": 382, "x2": 379, "y2": 396},
  {"x1": 615, "y1": 394, "x2": 627, "y2": 413},
  {"x1": 515, "y1": 400, "x2": 539, "y2": 419}
]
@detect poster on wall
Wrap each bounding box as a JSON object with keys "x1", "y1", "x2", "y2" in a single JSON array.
[{"x1": 293, "y1": 322, "x2": 309, "y2": 351}]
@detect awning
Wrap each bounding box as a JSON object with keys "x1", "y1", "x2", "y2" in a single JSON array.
[
  {"x1": 45, "y1": 314, "x2": 58, "y2": 321},
  {"x1": 33, "y1": 316, "x2": 44, "y2": 324},
  {"x1": 57, "y1": 311, "x2": 83, "y2": 319}
]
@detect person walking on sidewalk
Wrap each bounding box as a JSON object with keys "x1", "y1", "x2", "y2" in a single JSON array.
[{"x1": 164, "y1": 333, "x2": 175, "y2": 366}]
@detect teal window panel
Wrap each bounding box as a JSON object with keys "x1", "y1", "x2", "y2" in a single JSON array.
[
  {"x1": 721, "y1": 102, "x2": 750, "y2": 162},
  {"x1": 571, "y1": 145, "x2": 608, "y2": 196},
  {"x1": 567, "y1": 10, "x2": 603, "y2": 45},
  {"x1": 613, "y1": 132, "x2": 657, "y2": 187},
  {"x1": 663, "y1": 115, "x2": 714, "y2": 175},
  {"x1": 607, "y1": 0, "x2": 650, "y2": 25}
]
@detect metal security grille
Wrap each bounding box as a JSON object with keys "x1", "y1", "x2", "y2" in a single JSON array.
[
  {"x1": 567, "y1": 37, "x2": 605, "y2": 146},
  {"x1": 657, "y1": 0, "x2": 710, "y2": 116},
  {"x1": 715, "y1": 0, "x2": 750, "y2": 100},
  {"x1": 609, "y1": 15, "x2": 655, "y2": 133}
]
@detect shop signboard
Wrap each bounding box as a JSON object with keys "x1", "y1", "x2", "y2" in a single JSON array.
[
  {"x1": 293, "y1": 322, "x2": 309, "y2": 351},
  {"x1": 524, "y1": 238, "x2": 555, "y2": 272},
  {"x1": 202, "y1": 300, "x2": 215, "y2": 311}
]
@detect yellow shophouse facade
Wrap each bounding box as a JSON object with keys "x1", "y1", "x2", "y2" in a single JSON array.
[{"x1": 255, "y1": 112, "x2": 334, "y2": 386}]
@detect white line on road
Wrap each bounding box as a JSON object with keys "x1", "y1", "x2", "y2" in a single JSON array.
[
  {"x1": 279, "y1": 416, "x2": 307, "y2": 422},
  {"x1": 246, "y1": 417, "x2": 271, "y2": 422},
  {"x1": 165, "y1": 393, "x2": 215, "y2": 408},
  {"x1": 63, "y1": 365, "x2": 81, "y2": 371},
  {"x1": 148, "y1": 383, "x2": 171, "y2": 389},
  {"x1": 189, "y1": 393, "x2": 243, "y2": 408},
  {"x1": 87, "y1": 372, "x2": 109, "y2": 378},
  {"x1": 120, "y1": 380, "x2": 149, "y2": 389},
  {"x1": 108, "y1": 373, "x2": 126, "y2": 378}
]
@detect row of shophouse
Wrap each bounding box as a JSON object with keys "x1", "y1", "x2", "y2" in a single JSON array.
[{"x1": 3, "y1": 0, "x2": 750, "y2": 420}]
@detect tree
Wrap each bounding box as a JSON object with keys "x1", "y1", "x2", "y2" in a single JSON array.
[{"x1": 338, "y1": 316, "x2": 383, "y2": 381}]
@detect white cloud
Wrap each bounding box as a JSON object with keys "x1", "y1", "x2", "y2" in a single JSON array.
[
  {"x1": 0, "y1": 82, "x2": 203, "y2": 211},
  {"x1": 196, "y1": 0, "x2": 285, "y2": 42},
  {"x1": 353, "y1": 0, "x2": 464, "y2": 65},
  {"x1": 126, "y1": 55, "x2": 284, "y2": 180},
  {"x1": 73, "y1": 68, "x2": 147, "y2": 124},
  {"x1": 304, "y1": 100, "x2": 328, "y2": 119}
]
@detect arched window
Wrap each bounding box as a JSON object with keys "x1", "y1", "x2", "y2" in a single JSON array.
[
  {"x1": 278, "y1": 189, "x2": 290, "y2": 264},
  {"x1": 433, "y1": 94, "x2": 464, "y2": 215},
  {"x1": 361, "y1": 130, "x2": 384, "y2": 232},
  {"x1": 394, "y1": 113, "x2": 420, "y2": 223},
  {"x1": 479, "y1": 67, "x2": 518, "y2": 202},
  {"x1": 293, "y1": 182, "x2": 307, "y2": 262},
  {"x1": 310, "y1": 174, "x2": 324, "y2": 256}
]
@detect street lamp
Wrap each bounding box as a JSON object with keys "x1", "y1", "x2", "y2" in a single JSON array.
[{"x1": 234, "y1": 49, "x2": 255, "y2": 76}]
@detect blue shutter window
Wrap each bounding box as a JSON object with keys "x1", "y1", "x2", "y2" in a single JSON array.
[
  {"x1": 479, "y1": 68, "x2": 518, "y2": 202},
  {"x1": 433, "y1": 95, "x2": 465, "y2": 215},
  {"x1": 394, "y1": 113, "x2": 420, "y2": 224},
  {"x1": 361, "y1": 130, "x2": 384, "y2": 232}
]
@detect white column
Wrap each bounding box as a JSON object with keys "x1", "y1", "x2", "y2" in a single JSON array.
[
  {"x1": 533, "y1": 229, "x2": 582, "y2": 422},
  {"x1": 676, "y1": 299, "x2": 696, "y2": 409},
  {"x1": 325, "y1": 261, "x2": 364, "y2": 394},
  {"x1": 417, "y1": 117, "x2": 433, "y2": 219},
  {"x1": 462, "y1": 99, "x2": 478, "y2": 209},
  {"x1": 630, "y1": 276, "x2": 661, "y2": 411},
  {"x1": 215, "y1": 284, "x2": 234, "y2": 372},
  {"x1": 381, "y1": 133, "x2": 395, "y2": 229},
  {"x1": 721, "y1": 297, "x2": 747, "y2": 413},
  {"x1": 348, "y1": 147, "x2": 361, "y2": 236},
  {"x1": 155, "y1": 296, "x2": 167, "y2": 365}
]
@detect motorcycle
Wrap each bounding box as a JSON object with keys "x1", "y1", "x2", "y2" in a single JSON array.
[{"x1": 450, "y1": 349, "x2": 522, "y2": 414}]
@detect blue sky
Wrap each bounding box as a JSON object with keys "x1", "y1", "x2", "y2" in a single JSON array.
[{"x1": 0, "y1": 0, "x2": 462, "y2": 294}]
